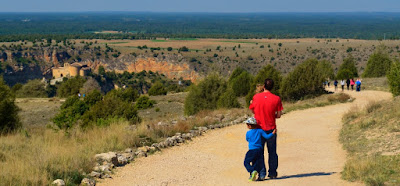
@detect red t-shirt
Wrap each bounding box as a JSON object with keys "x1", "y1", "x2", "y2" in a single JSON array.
[{"x1": 249, "y1": 92, "x2": 283, "y2": 131}]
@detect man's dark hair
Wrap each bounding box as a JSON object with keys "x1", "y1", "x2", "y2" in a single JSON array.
[{"x1": 264, "y1": 78, "x2": 274, "y2": 91}]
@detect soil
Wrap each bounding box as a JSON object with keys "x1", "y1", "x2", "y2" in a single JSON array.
[{"x1": 98, "y1": 89, "x2": 391, "y2": 186}]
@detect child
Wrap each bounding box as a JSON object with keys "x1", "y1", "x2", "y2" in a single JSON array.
[
  {"x1": 243, "y1": 117, "x2": 276, "y2": 181},
  {"x1": 250, "y1": 84, "x2": 265, "y2": 105}
]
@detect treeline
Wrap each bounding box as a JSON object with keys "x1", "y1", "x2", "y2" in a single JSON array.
[{"x1": 2, "y1": 13, "x2": 400, "y2": 41}]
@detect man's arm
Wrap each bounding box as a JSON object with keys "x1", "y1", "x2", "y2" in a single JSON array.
[{"x1": 275, "y1": 111, "x2": 282, "y2": 118}]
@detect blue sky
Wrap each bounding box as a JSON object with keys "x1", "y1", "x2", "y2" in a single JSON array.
[{"x1": 1, "y1": 0, "x2": 400, "y2": 12}]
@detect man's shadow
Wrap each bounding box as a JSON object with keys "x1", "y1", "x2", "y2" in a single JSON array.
[{"x1": 274, "y1": 172, "x2": 336, "y2": 180}]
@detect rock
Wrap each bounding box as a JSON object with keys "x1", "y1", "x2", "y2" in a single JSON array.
[
  {"x1": 94, "y1": 152, "x2": 118, "y2": 166},
  {"x1": 80, "y1": 178, "x2": 96, "y2": 186},
  {"x1": 149, "y1": 146, "x2": 157, "y2": 152},
  {"x1": 151, "y1": 143, "x2": 160, "y2": 149},
  {"x1": 171, "y1": 120, "x2": 178, "y2": 125},
  {"x1": 215, "y1": 114, "x2": 225, "y2": 121},
  {"x1": 138, "y1": 146, "x2": 150, "y2": 153},
  {"x1": 157, "y1": 121, "x2": 168, "y2": 126},
  {"x1": 136, "y1": 151, "x2": 147, "y2": 158},
  {"x1": 102, "y1": 174, "x2": 112, "y2": 179},
  {"x1": 204, "y1": 116, "x2": 212, "y2": 120},
  {"x1": 89, "y1": 171, "x2": 101, "y2": 178},
  {"x1": 124, "y1": 148, "x2": 133, "y2": 153},
  {"x1": 117, "y1": 155, "x2": 128, "y2": 166},
  {"x1": 122, "y1": 153, "x2": 134, "y2": 162},
  {"x1": 94, "y1": 164, "x2": 112, "y2": 173},
  {"x1": 175, "y1": 133, "x2": 182, "y2": 137},
  {"x1": 52, "y1": 179, "x2": 65, "y2": 186},
  {"x1": 179, "y1": 116, "x2": 187, "y2": 121}
]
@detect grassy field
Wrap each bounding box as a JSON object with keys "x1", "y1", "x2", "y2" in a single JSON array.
[
  {"x1": 340, "y1": 99, "x2": 400, "y2": 185},
  {"x1": 361, "y1": 77, "x2": 390, "y2": 92}
]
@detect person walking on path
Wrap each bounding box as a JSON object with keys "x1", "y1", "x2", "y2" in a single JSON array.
[
  {"x1": 334, "y1": 80, "x2": 338, "y2": 91},
  {"x1": 249, "y1": 79, "x2": 283, "y2": 180},
  {"x1": 356, "y1": 79, "x2": 362, "y2": 92},
  {"x1": 350, "y1": 79, "x2": 355, "y2": 91},
  {"x1": 341, "y1": 80, "x2": 345, "y2": 91},
  {"x1": 243, "y1": 117, "x2": 276, "y2": 181},
  {"x1": 346, "y1": 79, "x2": 350, "y2": 90}
]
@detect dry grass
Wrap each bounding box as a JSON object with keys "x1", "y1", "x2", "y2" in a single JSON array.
[
  {"x1": 361, "y1": 77, "x2": 390, "y2": 92},
  {"x1": 340, "y1": 98, "x2": 400, "y2": 185},
  {"x1": 284, "y1": 93, "x2": 353, "y2": 113},
  {"x1": 0, "y1": 107, "x2": 247, "y2": 186}
]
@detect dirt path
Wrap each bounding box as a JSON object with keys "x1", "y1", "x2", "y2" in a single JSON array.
[{"x1": 98, "y1": 89, "x2": 392, "y2": 186}]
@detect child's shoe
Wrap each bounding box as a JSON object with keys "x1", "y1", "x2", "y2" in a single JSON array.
[{"x1": 248, "y1": 171, "x2": 258, "y2": 181}]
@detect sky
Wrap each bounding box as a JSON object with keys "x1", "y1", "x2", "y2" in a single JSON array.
[{"x1": 1, "y1": 0, "x2": 400, "y2": 13}]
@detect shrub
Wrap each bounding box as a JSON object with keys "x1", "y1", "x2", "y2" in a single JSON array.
[
  {"x1": 229, "y1": 71, "x2": 252, "y2": 97},
  {"x1": 217, "y1": 88, "x2": 241, "y2": 109},
  {"x1": 57, "y1": 76, "x2": 86, "y2": 98},
  {"x1": 336, "y1": 55, "x2": 358, "y2": 80},
  {"x1": 363, "y1": 45, "x2": 392, "y2": 78},
  {"x1": 228, "y1": 67, "x2": 246, "y2": 82},
  {"x1": 79, "y1": 77, "x2": 101, "y2": 95},
  {"x1": 53, "y1": 97, "x2": 89, "y2": 130},
  {"x1": 318, "y1": 60, "x2": 335, "y2": 80},
  {"x1": 0, "y1": 77, "x2": 20, "y2": 134},
  {"x1": 327, "y1": 93, "x2": 351, "y2": 103},
  {"x1": 148, "y1": 82, "x2": 167, "y2": 96},
  {"x1": 245, "y1": 65, "x2": 282, "y2": 106},
  {"x1": 135, "y1": 96, "x2": 156, "y2": 109},
  {"x1": 16, "y1": 79, "x2": 47, "y2": 98},
  {"x1": 11, "y1": 83, "x2": 22, "y2": 93},
  {"x1": 280, "y1": 59, "x2": 325, "y2": 101},
  {"x1": 387, "y1": 60, "x2": 400, "y2": 96},
  {"x1": 184, "y1": 74, "x2": 227, "y2": 115},
  {"x1": 84, "y1": 90, "x2": 102, "y2": 106},
  {"x1": 105, "y1": 87, "x2": 139, "y2": 102}
]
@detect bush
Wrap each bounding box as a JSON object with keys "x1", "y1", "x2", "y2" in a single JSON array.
[
  {"x1": 245, "y1": 65, "x2": 282, "y2": 106},
  {"x1": 53, "y1": 97, "x2": 89, "y2": 130},
  {"x1": 11, "y1": 83, "x2": 22, "y2": 93},
  {"x1": 80, "y1": 77, "x2": 101, "y2": 95},
  {"x1": 217, "y1": 88, "x2": 241, "y2": 108},
  {"x1": 16, "y1": 79, "x2": 47, "y2": 98},
  {"x1": 0, "y1": 77, "x2": 20, "y2": 134},
  {"x1": 184, "y1": 74, "x2": 227, "y2": 115},
  {"x1": 363, "y1": 45, "x2": 392, "y2": 78},
  {"x1": 148, "y1": 82, "x2": 167, "y2": 96},
  {"x1": 135, "y1": 96, "x2": 156, "y2": 109},
  {"x1": 336, "y1": 55, "x2": 358, "y2": 80},
  {"x1": 318, "y1": 60, "x2": 335, "y2": 80},
  {"x1": 104, "y1": 87, "x2": 139, "y2": 102},
  {"x1": 228, "y1": 67, "x2": 246, "y2": 82},
  {"x1": 229, "y1": 71, "x2": 252, "y2": 97},
  {"x1": 84, "y1": 90, "x2": 102, "y2": 106},
  {"x1": 57, "y1": 76, "x2": 86, "y2": 98},
  {"x1": 387, "y1": 60, "x2": 400, "y2": 96},
  {"x1": 280, "y1": 59, "x2": 325, "y2": 101}
]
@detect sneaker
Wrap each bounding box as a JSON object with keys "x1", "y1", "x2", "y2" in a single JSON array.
[
  {"x1": 248, "y1": 171, "x2": 258, "y2": 181},
  {"x1": 256, "y1": 177, "x2": 265, "y2": 181},
  {"x1": 268, "y1": 172, "x2": 278, "y2": 179}
]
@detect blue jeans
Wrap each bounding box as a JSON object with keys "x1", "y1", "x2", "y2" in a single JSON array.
[
  {"x1": 260, "y1": 129, "x2": 278, "y2": 178},
  {"x1": 244, "y1": 148, "x2": 264, "y2": 174}
]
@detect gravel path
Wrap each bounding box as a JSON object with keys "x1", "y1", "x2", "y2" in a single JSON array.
[{"x1": 98, "y1": 89, "x2": 391, "y2": 186}]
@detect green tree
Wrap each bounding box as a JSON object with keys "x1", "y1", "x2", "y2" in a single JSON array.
[
  {"x1": 245, "y1": 65, "x2": 282, "y2": 106},
  {"x1": 53, "y1": 96, "x2": 89, "y2": 130},
  {"x1": 318, "y1": 60, "x2": 335, "y2": 80},
  {"x1": 135, "y1": 96, "x2": 156, "y2": 109},
  {"x1": 228, "y1": 67, "x2": 246, "y2": 82},
  {"x1": 229, "y1": 71, "x2": 252, "y2": 97},
  {"x1": 280, "y1": 58, "x2": 325, "y2": 101},
  {"x1": 0, "y1": 77, "x2": 20, "y2": 134},
  {"x1": 57, "y1": 76, "x2": 86, "y2": 97},
  {"x1": 387, "y1": 60, "x2": 400, "y2": 96},
  {"x1": 80, "y1": 77, "x2": 101, "y2": 95},
  {"x1": 98, "y1": 65, "x2": 106, "y2": 76},
  {"x1": 184, "y1": 74, "x2": 227, "y2": 115},
  {"x1": 336, "y1": 55, "x2": 358, "y2": 80},
  {"x1": 363, "y1": 45, "x2": 392, "y2": 77},
  {"x1": 16, "y1": 79, "x2": 47, "y2": 98},
  {"x1": 148, "y1": 82, "x2": 167, "y2": 96},
  {"x1": 217, "y1": 87, "x2": 241, "y2": 109}
]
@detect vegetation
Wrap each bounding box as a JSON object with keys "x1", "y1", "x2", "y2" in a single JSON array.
[
  {"x1": 57, "y1": 76, "x2": 86, "y2": 98},
  {"x1": 245, "y1": 65, "x2": 282, "y2": 106},
  {"x1": 135, "y1": 96, "x2": 156, "y2": 110},
  {"x1": 363, "y1": 45, "x2": 392, "y2": 78},
  {"x1": 217, "y1": 87, "x2": 241, "y2": 109},
  {"x1": 387, "y1": 60, "x2": 400, "y2": 96},
  {"x1": 0, "y1": 77, "x2": 20, "y2": 134},
  {"x1": 284, "y1": 93, "x2": 352, "y2": 113},
  {"x1": 15, "y1": 79, "x2": 48, "y2": 98},
  {"x1": 184, "y1": 74, "x2": 228, "y2": 115},
  {"x1": 340, "y1": 99, "x2": 400, "y2": 185},
  {"x1": 336, "y1": 55, "x2": 359, "y2": 80},
  {"x1": 280, "y1": 59, "x2": 327, "y2": 101},
  {"x1": 229, "y1": 69, "x2": 252, "y2": 97},
  {"x1": 148, "y1": 81, "x2": 167, "y2": 96}
]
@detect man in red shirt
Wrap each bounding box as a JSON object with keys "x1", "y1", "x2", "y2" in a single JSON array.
[{"x1": 249, "y1": 78, "x2": 283, "y2": 180}]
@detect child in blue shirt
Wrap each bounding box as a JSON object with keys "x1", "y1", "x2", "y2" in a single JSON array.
[{"x1": 244, "y1": 117, "x2": 276, "y2": 181}]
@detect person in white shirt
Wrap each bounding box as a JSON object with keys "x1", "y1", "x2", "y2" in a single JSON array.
[{"x1": 341, "y1": 80, "x2": 345, "y2": 91}]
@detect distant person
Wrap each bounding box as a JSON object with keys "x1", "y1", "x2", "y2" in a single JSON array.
[
  {"x1": 346, "y1": 79, "x2": 350, "y2": 90},
  {"x1": 356, "y1": 79, "x2": 362, "y2": 92},
  {"x1": 243, "y1": 117, "x2": 276, "y2": 181},
  {"x1": 341, "y1": 80, "x2": 345, "y2": 91},
  {"x1": 249, "y1": 79, "x2": 283, "y2": 180},
  {"x1": 334, "y1": 80, "x2": 338, "y2": 91},
  {"x1": 327, "y1": 80, "x2": 331, "y2": 87},
  {"x1": 350, "y1": 79, "x2": 355, "y2": 91},
  {"x1": 78, "y1": 93, "x2": 81, "y2": 98}
]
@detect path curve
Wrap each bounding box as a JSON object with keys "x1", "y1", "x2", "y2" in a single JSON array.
[{"x1": 99, "y1": 89, "x2": 392, "y2": 186}]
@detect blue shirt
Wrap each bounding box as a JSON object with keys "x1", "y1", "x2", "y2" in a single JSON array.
[{"x1": 246, "y1": 129, "x2": 274, "y2": 150}]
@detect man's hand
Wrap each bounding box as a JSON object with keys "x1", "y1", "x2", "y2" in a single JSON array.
[{"x1": 272, "y1": 129, "x2": 277, "y2": 134}]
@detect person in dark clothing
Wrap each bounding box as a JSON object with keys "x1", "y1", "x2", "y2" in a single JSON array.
[
  {"x1": 346, "y1": 79, "x2": 351, "y2": 90},
  {"x1": 334, "y1": 80, "x2": 338, "y2": 91}
]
